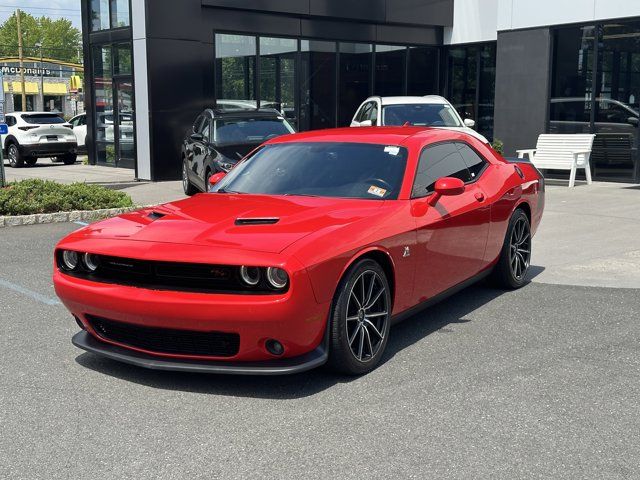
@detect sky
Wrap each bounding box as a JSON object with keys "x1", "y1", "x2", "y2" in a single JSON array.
[{"x1": 0, "y1": 0, "x2": 82, "y2": 29}]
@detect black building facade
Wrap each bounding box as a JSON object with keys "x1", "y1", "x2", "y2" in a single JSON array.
[{"x1": 80, "y1": 0, "x2": 640, "y2": 183}]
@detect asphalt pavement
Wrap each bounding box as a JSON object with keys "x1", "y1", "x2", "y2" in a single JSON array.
[{"x1": 1, "y1": 221, "x2": 639, "y2": 479}]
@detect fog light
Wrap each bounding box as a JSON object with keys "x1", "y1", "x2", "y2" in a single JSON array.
[
  {"x1": 266, "y1": 267, "x2": 288, "y2": 289},
  {"x1": 240, "y1": 266, "x2": 260, "y2": 286},
  {"x1": 61, "y1": 250, "x2": 79, "y2": 270},
  {"x1": 83, "y1": 253, "x2": 99, "y2": 272},
  {"x1": 265, "y1": 339, "x2": 284, "y2": 356}
]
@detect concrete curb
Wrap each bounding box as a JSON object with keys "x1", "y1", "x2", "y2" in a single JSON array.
[{"x1": 0, "y1": 206, "x2": 143, "y2": 228}]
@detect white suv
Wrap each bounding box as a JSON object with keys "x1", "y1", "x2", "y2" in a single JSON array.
[
  {"x1": 351, "y1": 95, "x2": 489, "y2": 143},
  {"x1": 1, "y1": 112, "x2": 78, "y2": 167}
]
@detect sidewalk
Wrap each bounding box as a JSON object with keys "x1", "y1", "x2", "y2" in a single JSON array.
[
  {"x1": 531, "y1": 181, "x2": 640, "y2": 288},
  {"x1": 3, "y1": 157, "x2": 135, "y2": 184}
]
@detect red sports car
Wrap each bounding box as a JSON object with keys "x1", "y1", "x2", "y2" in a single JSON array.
[{"x1": 54, "y1": 127, "x2": 544, "y2": 375}]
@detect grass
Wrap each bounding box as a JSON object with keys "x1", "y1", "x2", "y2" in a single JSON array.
[{"x1": 0, "y1": 179, "x2": 134, "y2": 216}]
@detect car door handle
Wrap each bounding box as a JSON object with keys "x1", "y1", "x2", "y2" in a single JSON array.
[{"x1": 474, "y1": 192, "x2": 485, "y2": 202}]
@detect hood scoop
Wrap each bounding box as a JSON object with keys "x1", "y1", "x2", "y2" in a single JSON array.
[
  {"x1": 147, "y1": 211, "x2": 167, "y2": 221},
  {"x1": 234, "y1": 217, "x2": 280, "y2": 226}
]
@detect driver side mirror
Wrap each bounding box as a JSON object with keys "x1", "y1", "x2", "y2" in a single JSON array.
[
  {"x1": 463, "y1": 118, "x2": 476, "y2": 128},
  {"x1": 208, "y1": 171, "x2": 226, "y2": 188},
  {"x1": 359, "y1": 119, "x2": 373, "y2": 127},
  {"x1": 190, "y1": 132, "x2": 204, "y2": 142},
  {"x1": 627, "y1": 116, "x2": 639, "y2": 126},
  {"x1": 428, "y1": 177, "x2": 465, "y2": 206}
]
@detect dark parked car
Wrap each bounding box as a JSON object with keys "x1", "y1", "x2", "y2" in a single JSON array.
[{"x1": 181, "y1": 108, "x2": 296, "y2": 194}]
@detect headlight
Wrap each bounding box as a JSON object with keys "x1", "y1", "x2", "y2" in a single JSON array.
[
  {"x1": 61, "y1": 250, "x2": 79, "y2": 270},
  {"x1": 83, "y1": 253, "x2": 99, "y2": 272},
  {"x1": 239, "y1": 266, "x2": 260, "y2": 286},
  {"x1": 266, "y1": 267, "x2": 289, "y2": 289}
]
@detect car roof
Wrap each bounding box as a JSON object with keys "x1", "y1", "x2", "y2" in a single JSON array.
[
  {"x1": 363, "y1": 95, "x2": 450, "y2": 106},
  {"x1": 266, "y1": 126, "x2": 467, "y2": 147},
  {"x1": 206, "y1": 108, "x2": 283, "y2": 118},
  {"x1": 9, "y1": 111, "x2": 63, "y2": 116}
]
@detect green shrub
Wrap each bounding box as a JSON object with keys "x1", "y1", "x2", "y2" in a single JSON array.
[
  {"x1": 0, "y1": 179, "x2": 134, "y2": 216},
  {"x1": 491, "y1": 138, "x2": 505, "y2": 155}
]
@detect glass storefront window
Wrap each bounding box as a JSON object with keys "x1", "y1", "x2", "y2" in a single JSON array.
[
  {"x1": 338, "y1": 43, "x2": 372, "y2": 126},
  {"x1": 447, "y1": 46, "x2": 478, "y2": 125},
  {"x1": 408, "y1": 47, "x2": 438, "y2": 95},
  {"x1": 110, "y1": 0, "x2": 130, "y2": 28},
  {"x1": 114, "y1": 43, "x2": 132, "y2": 76},
  {"x1": 215, "y1": 34, "x2": 257, "y2": 106},
  {"x1": 549, "y1": 23, "x2": 640, "y2": 181},
  {"x1": 375, "y1": 45, "x2": 406, "y2": 96},
  {"x1": 549, "y1": 26, "x2": 595, "y2": 133},
  {"x1": 300, "y1": 40, "x2": 336, "y2": 131},
  {"x1": 91, "y1": 0, "x2": 110, "y2": 31},
  {"x1": 446, "y1": 44, "x2": 496, "y2": 141},
  {"x1": 478, "y1": 44, "x2": 496, "y2": 140},
  {"x1": 43, "y1": 95, "x2": 63, "y2": 112},
  {"x1": 259, "y1": 37, "x2": 297, "y2": 123},
  {"x1": 13, "y1": 94, "x2": 35, "y2": 111},
  {"x1": 593, "y1": 22, "x2": 640, "y2": 180}
]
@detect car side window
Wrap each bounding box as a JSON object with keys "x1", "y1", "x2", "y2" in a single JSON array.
[
  {"x1": 358, "y1": 103, "x2": 373, "y2": 122},
  {"x1": 201, "y1": 120, "x2": 211, "y2": 142},
  {"x1": 412, "y1": 142, "x2": 471, "y2": 198},
  {"x1": 5, "y1": 116, "x2": 14, "y2": 127},
  {"x1": 456, "y1": 143, "x2": 488, "y2": 180},
  {"x1": 70, "y1": 117, "x2": 79, "y2": 127},
  {"x1": 369, "y1": 103, "x2": 378, "y2": 123},
  {"x1": 193, "y1": 115, "x2": 206, "y2": 133}
]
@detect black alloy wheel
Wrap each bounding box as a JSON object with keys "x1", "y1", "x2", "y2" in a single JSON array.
[{"x1": 328, "y1": 259, "x2": 392, "y2": 375}]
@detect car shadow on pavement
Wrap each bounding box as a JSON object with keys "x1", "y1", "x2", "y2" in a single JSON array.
[{"x1": 75, "y1": 271, "x2": 544, "y2": 399}]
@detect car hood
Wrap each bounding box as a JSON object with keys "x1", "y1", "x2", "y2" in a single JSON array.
[{"x1": 77, "y1": 194, "x2": 384, "y2": 253}]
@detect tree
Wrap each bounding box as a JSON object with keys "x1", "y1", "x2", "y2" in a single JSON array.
[{"x1": 0, "y1": 11, "x2": 81, "y2": 64}]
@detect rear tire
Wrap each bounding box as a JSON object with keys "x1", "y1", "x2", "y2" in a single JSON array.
[
  {"x1": 327, "y1": 259, "x2": 391, "y2": 375},
  {"x1": 7, "y1": 144, "x2": 24, "y2": 168},
  {"x1": 60, "y1": 153, "x2": 77, "y2": 165},
  {"x1": 25, "y1": 156, "x2": 38, "y2": 167},
  {"x1": 182, "y1": 160, "x2": 197, "y2": 196},
  {"x1": 490, "y1": 208, "x2": 531, "y2": 289}
]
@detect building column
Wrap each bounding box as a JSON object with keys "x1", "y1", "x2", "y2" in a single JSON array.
[{"x1": 131, "y1": 0, "x2": 152, "y2": 180}]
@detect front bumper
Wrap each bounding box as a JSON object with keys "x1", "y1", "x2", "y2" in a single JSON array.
[
  {"x1": 55, "y1": 265, "x2": 331, "y2": 368},
  {"x1": 73, "y1": 330, "x2": 328, "y2": 375},
  {"x1": 19, "y1": 141, "x2": 77, "y2": 157}
]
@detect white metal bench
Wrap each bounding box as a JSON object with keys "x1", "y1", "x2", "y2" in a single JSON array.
[{"x1": 517, "y1": 134, "x2": 595, "y2": 188}]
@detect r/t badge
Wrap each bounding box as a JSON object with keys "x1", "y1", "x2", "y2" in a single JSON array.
[{"x1": 403, "y1": 246, "x2": 410, "y2": 258}]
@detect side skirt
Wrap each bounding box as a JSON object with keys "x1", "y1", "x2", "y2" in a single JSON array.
[{"x1": 390, "y1": 268, "x2": 493, "y2": 326}]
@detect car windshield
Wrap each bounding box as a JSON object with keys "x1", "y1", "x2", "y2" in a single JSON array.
[
  {"x1": 213, "y1": 117, "x2": 295, "y2": 145},
  {"x1": 21, "y1": 113, "x2": 65, "y2": 124},
  {"x1": 382, "y1": 104, "x2": 462, "y2": 127},
  {"x1": 212, "y1": 142, "x2": 408, "y2": 200}
]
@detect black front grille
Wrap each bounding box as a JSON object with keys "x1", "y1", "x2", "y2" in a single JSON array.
[
  {"x1": 56, "y1": 252, "x2": 285, "y2": 294},
  {"x1": 86, "y1": 315, "x2": 240, "y2": 357}
]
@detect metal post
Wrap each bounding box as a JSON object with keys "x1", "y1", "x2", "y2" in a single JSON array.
[
  {"x1": 16, "y1": 9, "x2": 27, "y2": 112},
  {"x1": 39, "y1": 44, "x2": 45, "y2": 111}
]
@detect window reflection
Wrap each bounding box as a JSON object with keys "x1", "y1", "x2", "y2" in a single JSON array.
[
  {"x1": 375, "y1": 45, "x2": 406, "y2": 97},
  {"x1": 408, "y1": 47, "x2": 438, "y2": 95},
  {"x1": 90, "y1": 0, "x2": 110, "y2": 31},
  {"x1": 215, "y1": 34, "x2": 257, "y2": 107},
  {"x1": 299, "y1": 40, "x2": 336, "y2": 131},
  {"x1": 338, "y1": 43, "x2": 372, "y2": 126},
  {"x1": 259, "y1": 37, "x2": 297, "y2": 125}
]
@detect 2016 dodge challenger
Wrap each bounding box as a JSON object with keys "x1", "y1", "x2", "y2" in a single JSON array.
[{"x1": 54, "y1": 127, "x2": 544, "y2": 376}]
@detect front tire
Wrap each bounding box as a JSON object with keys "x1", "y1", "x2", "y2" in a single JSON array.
[
  {"x1": 7, "y1": 144, "x2": 24, "y2": 168},
  {"x1": 490, "y1": 208, "x2": 532, "y2": 289},
  {"x1": 327, "y1": 259, "x2": 392, "y2": 375},
  {"x1": 182, "y1": 160, "x2": 197, "y2": 196}
]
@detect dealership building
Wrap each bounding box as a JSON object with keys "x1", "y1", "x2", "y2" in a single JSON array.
[{"x1": 80, "y1": 0, "x2": 640, "y2": 183}]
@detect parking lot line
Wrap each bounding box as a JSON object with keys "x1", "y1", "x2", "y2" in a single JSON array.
[{"x1": 0, "y1": 277, "x2": 61, "y2": 306}]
